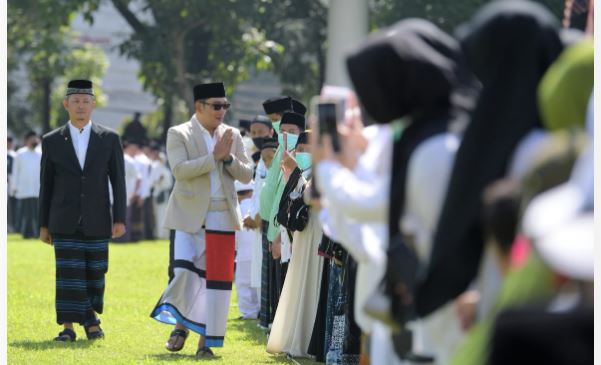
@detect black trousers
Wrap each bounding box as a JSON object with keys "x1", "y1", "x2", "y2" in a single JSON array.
[
  {"x1": 143, "y1": 197, "x2": 155, "y2": 240},
  {"x1": 17, "y1": 197, "x2": 39, "y2": 239}
]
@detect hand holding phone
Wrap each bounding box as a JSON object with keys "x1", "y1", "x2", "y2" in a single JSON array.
[
  {"x1": 282, "y1": 131, "x2": 288, "y2": 152},
  {"x1": 317, "y1": 102, "x2": 342, "y2": 152}
]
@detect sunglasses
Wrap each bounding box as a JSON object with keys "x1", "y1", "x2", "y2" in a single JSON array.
[{"x1": 202, "y1": 102, "x2": 231, "y2": 111}]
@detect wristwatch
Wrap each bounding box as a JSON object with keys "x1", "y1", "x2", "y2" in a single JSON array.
[{"x1": 223, "y1": 154, "x2": 234, "y2": 165}]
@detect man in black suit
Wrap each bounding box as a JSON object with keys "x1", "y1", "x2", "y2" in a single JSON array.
[{"x1": 39, "y1": 79, "x2": 126, "y2": 342}]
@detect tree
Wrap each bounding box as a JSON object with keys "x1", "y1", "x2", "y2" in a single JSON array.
[
  {"x1": 110, "y1": 0, "x2": 283, "y2": 140},
  {"x1": 250, "y1": 0, "x2": 329, "y2": 103},
  {"x1": 50, "y1": 43, "x2": 109, "y2": 128},
  {"x1": 8, "y1": 0, "x2": 101, "y2": 133}
]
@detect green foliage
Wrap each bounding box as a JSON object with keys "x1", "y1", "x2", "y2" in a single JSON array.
[
  {"x1": 8, "y1": 0, "x2": 102, "y2": 132},
  {"x1": 7, "y1": 236, "x2": 295, "y2": 364},
  {"x1": 112, "y1": 0, "x2": 284, "y2": 114},
  {"x1": 50, "y1": 42, "x2": 109, "y2": 128},
  {"x1": 250, "y1": 0, "x2": 328, "y2": 104}
]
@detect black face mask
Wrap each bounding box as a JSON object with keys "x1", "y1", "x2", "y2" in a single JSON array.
[
  {"x1": 30, "y1": 142, "x2": 39, "y2": 149},
  {"x1": 252, "y1": 137, "x2": 266, "y2": 149}
]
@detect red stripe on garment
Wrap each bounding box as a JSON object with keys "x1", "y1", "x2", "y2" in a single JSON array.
[{"x1": 205, "y1": 231, "x2": 235, "y2": 282}]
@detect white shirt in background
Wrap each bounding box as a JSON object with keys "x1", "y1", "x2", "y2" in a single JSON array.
[
  {"x1": 134, "y1": 153, "x2": 153, "y2": 199},
  {"x1": 12, "y1": 147, "x2": 42, "y2": 199},
  {"x1": 124, "y1": 154, "x2": 141, "y2": 205},
  {"x1": 236, "y1": 198, "x2": 255, "y2": 262}
]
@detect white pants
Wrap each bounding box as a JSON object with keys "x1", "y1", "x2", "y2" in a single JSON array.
[{"x1": 235, "y1": 260, "x2": 260, "y2": 318}]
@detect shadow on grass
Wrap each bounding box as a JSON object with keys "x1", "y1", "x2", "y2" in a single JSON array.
[
  {"x1": 227, "y1": 318, "x2": 269, "y2": 346},
  {"x1": 146, "y1": 353, "x2": 222, "y2": 362},
  {"x1": 10, "y1": 339, "x2": 95, "y2": 350}
]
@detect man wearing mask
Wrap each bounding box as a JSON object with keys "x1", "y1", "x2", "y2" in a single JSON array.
[
  {"x1": 150, "y1": 82, "x2": 253, "y2": 359},
  {"x1": 12, "y1": 131, "x2": 42, "y2": 239},
  {"x1": 246, "y1": 115, "x2": 275, "y2": 329},
  {"x1": 260, "y1": 111, "x2": 306, "y2": 324}
]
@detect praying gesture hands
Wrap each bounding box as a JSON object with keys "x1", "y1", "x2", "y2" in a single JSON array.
[{"x1": 213, "y1": 129, "x2": 233, "y2": 161}]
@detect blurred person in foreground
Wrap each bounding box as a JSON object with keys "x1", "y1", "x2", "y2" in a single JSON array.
[
  {"x1": 150, "y1": 82, "x2": 253, "y2": 359},
  {"x1": 39, "y1": 79, "x2": 126, "y2": 342}
]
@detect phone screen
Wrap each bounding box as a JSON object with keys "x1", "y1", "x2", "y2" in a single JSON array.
[{"x1": 317, "y1": 103, "x2": 341, "y2": 152}]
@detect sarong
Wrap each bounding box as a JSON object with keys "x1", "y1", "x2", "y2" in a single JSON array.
[
  {"x1": 151, "y1": 210, "x2": 236, "y2": 347},
  {"x1": 53, "y1": 232, "x2": 109, "y2": 326}
]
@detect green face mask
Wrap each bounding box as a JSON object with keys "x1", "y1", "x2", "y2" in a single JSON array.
[
  {"x1": 278, "y1": 132, "x2": 299, "y2": 151},
  {"x1": 272, "y1": 121, "x2": 281, "y2": 134},
  {"x1": 295, "y1": 152, "x2": 312, "y2": 171}
]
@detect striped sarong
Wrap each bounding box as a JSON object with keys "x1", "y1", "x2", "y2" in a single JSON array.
[
  {"x1": 151, "y1": 210, "x2": 236, "y2": 347},
  {"x1": 53, "y1": 235, "x2": 109, "y2": 326},
  {"x1": 259, "y1": 220, "x2": 275, "y2": 328}
]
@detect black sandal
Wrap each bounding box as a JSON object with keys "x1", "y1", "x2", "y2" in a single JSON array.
[
  {"x1": 165, "y1": 329, "x2": 188, "y2": 352},
  {"x1": 84, "y1": 325, "x2": 105, "y2": 340},
  {"x1": 195, "y1": 346, "x2": 215, "y2": 359},
  {"x1": 54, "y1": 328, "x2": 76, "y2": 342}
]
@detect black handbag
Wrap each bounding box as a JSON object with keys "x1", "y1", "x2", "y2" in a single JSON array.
[{"x1": 276, "y1": 168, "x2": 310, "y2": 232}]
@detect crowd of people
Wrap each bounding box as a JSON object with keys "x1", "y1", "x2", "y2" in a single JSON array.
[
  {"x1": 221, "y1": 1, "x2": 593, "y2": 364},
  {"x1": 8, "y1": 130, "x2": 173, "y2": 242},
  {"x1": 27, "y1": 0, "x2": 592, "y2": 363}
]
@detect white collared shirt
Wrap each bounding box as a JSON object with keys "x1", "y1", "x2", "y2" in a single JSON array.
[
  {"x1": 68, "y1": 120, "x2": 92, "y2": 169},
  {"x1": 193, "y1": 115, "x2": 225, "y2": 199}
]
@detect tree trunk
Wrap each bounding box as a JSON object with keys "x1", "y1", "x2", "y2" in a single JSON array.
[
  {"x1": 41, "y1": 78, "x2": 52, "y2": 133},
  {"x1": 161, "y1": 96, "x2": 173, "y2": 143},
  {"x1": 316, "y1": 43, "x2": 326, "y2": 95},
  {"x1": 173, "y1": 31, "x2": 194, "y2": 114}
]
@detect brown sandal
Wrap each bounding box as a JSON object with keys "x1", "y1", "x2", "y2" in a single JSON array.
[{"x1": 165, "y1": 329, "x2": 188, "y2": 352}]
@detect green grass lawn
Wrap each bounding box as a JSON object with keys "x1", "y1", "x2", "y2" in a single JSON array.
[{"x1": 6, "y1": 234, "x2": 300, "y2": 364}]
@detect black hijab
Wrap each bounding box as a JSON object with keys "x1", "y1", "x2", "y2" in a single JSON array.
[
  {"x1": 416, "y1": 0, "x2": 563, "y2": 317},
  {"x1": 346, "y1": 18, "x2": 468, "y2": 124},
  {"x1": 347, "y1": 18, "x2": 475, "y2": 240}
]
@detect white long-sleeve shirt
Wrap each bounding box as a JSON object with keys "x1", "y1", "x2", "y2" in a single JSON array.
[
  {"x1": 12, "y1": 147, "x2": 42, "y2": 199},
  {"x1": 124, "y1": 154, "x2": 141, "y2": 205},
  {"x1": 316, "y1": 124, "x2": 393, "y2": 333}
]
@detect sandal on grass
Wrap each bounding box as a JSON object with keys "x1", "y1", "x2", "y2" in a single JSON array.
[
  {"x1": 195, "y1": 346, "x2": 215, "y2": 359},
  {"x1": 84, "y1": 325, "x2": 105, "y2": 340},
  {"x1": 165, "y1": 329, "x2": 189, "y2": 352},
  {"x1": 54, "y1": 328, "x2": 76, "y2": 342}
]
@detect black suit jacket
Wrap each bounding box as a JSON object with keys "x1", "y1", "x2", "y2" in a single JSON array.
[{"x1": 39, "y1": 122, "x2": 126, "y2": 237}]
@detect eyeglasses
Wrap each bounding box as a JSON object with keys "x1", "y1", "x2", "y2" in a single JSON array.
[{"x1": 202, "y1": 102, "x2": 231, "y2": 111}]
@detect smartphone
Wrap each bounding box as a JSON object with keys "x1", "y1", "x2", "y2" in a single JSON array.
[
  {"x1": 282, "y1": 131, "x2": 288, "y2": 152},
  {"x1": 317, "y1": 102, "x2": 342, "y2": 152}
]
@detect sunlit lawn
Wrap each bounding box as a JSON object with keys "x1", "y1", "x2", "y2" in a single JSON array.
[{"x1": 7, "y1": 234, "x2": 302, "y2": 364}]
